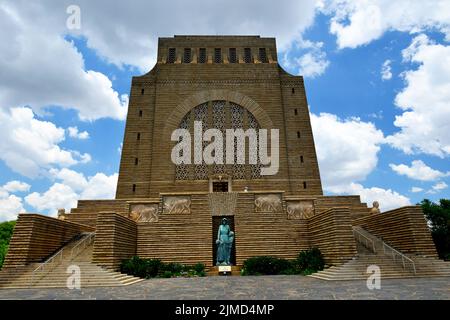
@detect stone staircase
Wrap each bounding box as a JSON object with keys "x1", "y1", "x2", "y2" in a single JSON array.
[
  {"x1": 309, "y1": 226, "x2": 450, "y2": 281},
  {"x1": 0, "y1": 233, "x2": 143, "y2": 289}
]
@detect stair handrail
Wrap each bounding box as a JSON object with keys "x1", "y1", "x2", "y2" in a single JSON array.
[
  {"x1": 70, "y1": 232, "x2": 95, "y2": 259},
  {"x1": 353, "y1": 227, "x2": 376, "y2": 253},
  {"x1": 29, "y1": 245, "x2": 66, "y2": 286},
  {"x1": 354, "y1": 226, "x2": 416, "y2": 275},
  {"x1": 29, "y1": 233, "x2": 87, "y2": 287},
  {"x1": 381, "y1": 241, "x2": 416, "y2": 275}
]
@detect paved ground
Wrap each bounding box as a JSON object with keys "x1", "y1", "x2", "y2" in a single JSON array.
[{"x1": 0, "y1": 276, "x2": 449, "y2": 300}]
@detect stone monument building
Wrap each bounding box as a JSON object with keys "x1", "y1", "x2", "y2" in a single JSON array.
[{"x1": 2, "y1": 36, "x2": 447, "y2": 287}]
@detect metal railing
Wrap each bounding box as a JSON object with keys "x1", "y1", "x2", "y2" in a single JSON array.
[
  {"x1": 29, "y1": 232, "x2": 94, "y2": 287},
  {"x1": 71, "y1": 232, "x2": 95, "y2": 260},
  {"x1": 353, "y1": 227, "x2": 416, "y2": 275},
  {"x1": 29, "y1": 245, "x2": 65, "y2": 286},
  {"x1": 353, "y1": 228, "x2": 376, "y2": 253},
  {"x1": 382, "y1": 241, "x2": 416, "y2": 275}
]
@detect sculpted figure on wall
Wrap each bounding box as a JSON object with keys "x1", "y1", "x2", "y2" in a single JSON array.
[
  {"x1": 163, "y1": 196, "x2": 191, "y2": 214},
  {"x1": 129, "y1": 204, "x2": 160, "y2": 222},
  {"x1": 370, "y1": 201, "x2": 381, "y2": 214},
  {"x1": 287, "y1": 200, "x2": 315, "y2": 219},
  {"x1": 254, "y1": 194, "x2": 282, "y2": 212},
  {"x1": 57, "y1": 209, "x2": 66, "y2": 220}
]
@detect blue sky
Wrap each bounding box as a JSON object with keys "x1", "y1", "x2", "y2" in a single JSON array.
[{"x1": 0, "y1": 0, "x2": 449, "y2": 220}]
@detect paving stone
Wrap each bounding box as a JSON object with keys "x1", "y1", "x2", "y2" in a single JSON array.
[{"x1": 0, "y1": 275, "x2": 449, "y2": 300}]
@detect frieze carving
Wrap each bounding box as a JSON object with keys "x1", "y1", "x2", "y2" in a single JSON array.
[
  {"x1": 286, "y1": 200, "x2": 315, "y2": 219},
  {"x1": 163, "y1": 196, "x2": 191, "y2": 214},
  {"x1": 129, "y1": 204, "x2": 160, "y2": 222},
  {"x1": 254, "y1": 193, "x2": 282, "y2": 212}
]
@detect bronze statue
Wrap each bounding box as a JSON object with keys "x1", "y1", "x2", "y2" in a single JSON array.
[{"x1": 216, "y1": 218, "x2": 234, "y2": 266}]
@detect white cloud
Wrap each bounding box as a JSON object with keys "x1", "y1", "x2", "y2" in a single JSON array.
[
  {"x1": 1, "y1": 0, "x2": 318, "y2": 73},
  {"x1": 79, "y1": 0, "x2": 317, "y2": 70},
  {"x1": 0, "y1": 3, "x2": 128, "y2": 121},
  {"x1": 73, "y1": 151, "x2": 92, "y2": 164},
  {"x1": 0, "y1": 107, "x2": 91, "y2": 178},
  {"x1": 79, "y1": 173, "x2": 118, "y2": 200},
  {"x1": 339, "y1": 182, "x2": 411, "y2": 211},
  {"x1": 320, "y1": 0, "x2": 450, "y2": 49},
  {"x1": 428, "y1": 181, "x2": 448, "y2": 194},
  {"x1": 1, "y1": 181, "x2": 30, "y2": 193},
  {"x1": 381, "y1": 59, "x2": 392, "y2": 80},
  {"x1": 285, "y1": 39, "x2": 330, "y2": 78},
  {"x1": 68, "y1": 127, "x2": 89, "y2": 140},
  {"x1": 311, "y1": 112, "x2": 410, "y2": 210},
  {"x1": 311, "y1": 112, "x2": 385, "y2": 192},
  {"x1": 296, "y1": 51, "x2": 329, "y2": 78},
  {"x1": 386, "y1": 35, "x2": 450, "y2": 157},
  {"x1": 368, "y1": 110, "x2": 383, "y2": 120},
  {"x1": 389, "y1": 160, "x2": 449, "y2": 181},
  {"x1": 411, "y1": 187, "x2": 424, "y2": 193},
  {"x1": 0, "y1": 181, "x2": 29, "y2": 221},
  {"x1": 25, "y1": 169, "x2": 118, "y2": 215},
  {"x1": 0, "y1": 195, "x2": 25, "y2": 221},
  {"x1": 49, "y1": 168, "x2": 88, "y2": 192},
  {"x1": 25, "y1": 183, "x2": 79, "y2": 217}
]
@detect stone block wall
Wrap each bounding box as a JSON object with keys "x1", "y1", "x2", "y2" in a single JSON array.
[
  {"x1": 3, "y1": 214, "x2": 94, "y2": 268},
  {"x1": 92, "y1": 212, "x2": 137, "y2": 270},
  {"x1": 234, "y1": 192, "x2": 309, "y2": 265},
  {"x1": 136, "y1": 194, "x2": 213, "y2": 266},
  {"x1": 354, "y1": 206, "x2": 438, "y2": 257},
  {"x1": 308, "y1": 207, "x2": 357, "y2": 265}
]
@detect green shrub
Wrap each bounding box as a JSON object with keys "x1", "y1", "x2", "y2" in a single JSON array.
[
  {"x1": 120, "y1": 256, "x2": 163, "y2": 278},
  {"x1": 421, "y1": 199, "x2": 450, "y2": 259},
  {"x1": 0, "y1": 221, "x2": 16, "y2": 270},
  {"x1": 119, "y1": 257, "x2": 206, "y2": 278},
  {"x1": 0, "y1": 243, "x2": 8, "y2": 269},
  {"x1": 295, "y1": 247, "x2": 325, "y2": 273},
  {"x1": 163, "y1": 262, "x2": 184, "y2": 275},
  {"x1": 194, "y1": 263, "x2": 205, "y2": 274},
  {"x1": 241, "y1": 248, "x2": 325, "y2": 276},
  {"x1": 242, "y1": 256, "x2": 294, "y2": 275},
  {"x1": 146, "y1": 259, "x2": 164, "y2": 278},
  {"x1": 121, "y1": 256, "x2": 147, "y2": 278},
  {"x1": 197, "y1": 270, "x2": 206, "y2": 277}
]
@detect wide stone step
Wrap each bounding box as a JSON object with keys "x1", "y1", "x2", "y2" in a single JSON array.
[
  {"x1": 0, "y1": 236, "x2": 143, "y2": 289},
  {"x1": 313, "y1": 226, "x2": 450, "y2": 281}
]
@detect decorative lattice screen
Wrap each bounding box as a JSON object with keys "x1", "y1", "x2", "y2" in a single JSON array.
[{"x1": 174, "y1": 101, "x2": 262, "y2": 181}]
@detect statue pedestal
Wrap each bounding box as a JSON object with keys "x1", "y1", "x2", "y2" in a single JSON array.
[
  {"x1": 207, "y1": 266, "x2": 241, "y2": 276},
  {"x1": 218, "y1": 266, "x2": 232, "y2": 275}
]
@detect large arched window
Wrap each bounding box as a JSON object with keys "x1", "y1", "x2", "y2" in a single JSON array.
[{"x1": 175, "y1": 100, "x2": 262, "y2": 180}]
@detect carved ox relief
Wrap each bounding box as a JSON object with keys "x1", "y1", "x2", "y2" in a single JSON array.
[
  {"x1": 129, "y1": 204, "x2": 160, "y2": 223},
  {"x1": 286, "y1": 200, "x2": 315, "y2": 220},
  {"x1": 254, "y1": 194, "x2": 282, "y2": 213},
  {"x1": 163, "y1": 196, "x2": 191, "y2": 214}
]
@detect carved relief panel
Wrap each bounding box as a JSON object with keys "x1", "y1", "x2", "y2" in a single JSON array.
[
  {"x1": 286, "y1": 200, "x2": 315, "y2": 219},
  {"x1": 163, "y1": 196, "x2": 191, "y2": 214},
  {"x1": 129, "y1": 204, "x2": 160, "y2": 222},
  {"x1": 254, "y1": 193, "x2": 282, "y2": 213}
]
